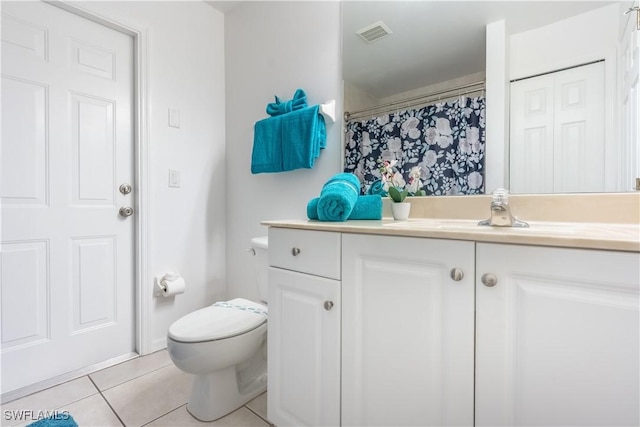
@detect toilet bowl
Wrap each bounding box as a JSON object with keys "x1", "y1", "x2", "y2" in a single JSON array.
[{"x1": 167, "y1": 237, "x2": 269, "y2": 422}]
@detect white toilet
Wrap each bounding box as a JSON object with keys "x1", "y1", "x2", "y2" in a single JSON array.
[{"x1": 167, "y1": 236, "x2": 269, "y2": 422}]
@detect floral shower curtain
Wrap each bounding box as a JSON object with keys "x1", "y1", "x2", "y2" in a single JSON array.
[{"x1": 344, "y1": 96, "x2": 486, "y2": 196}]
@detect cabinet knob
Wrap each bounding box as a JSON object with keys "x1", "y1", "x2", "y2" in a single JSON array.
[
  {"x1": 481, "y1": 273, "x2": 498, "y2": 287},
  {"x1": 450, "y1": 268, "x2": 464, "y2": 281},
  {"x1": 323, "y1": 300, "x2": 334, "y2": 311},
  {"x1": 291, "y1": 247, "x2": 301, "y2": 256}
]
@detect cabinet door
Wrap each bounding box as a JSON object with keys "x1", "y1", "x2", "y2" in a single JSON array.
[
  {"x1": 476, "y1": 243, "x2": 640, "y2": 427},
  {"x1": 342, "y1": 234, "x2": 475, "y2": 427},
  {"x1": 267, "y1": 267, "x2": 340, "y2": 427}
]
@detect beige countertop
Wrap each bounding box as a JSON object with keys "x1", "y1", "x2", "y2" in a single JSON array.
[
  {"x1": 262, "y1": 218, "x2": 640, "y2": 253},
  {"x1": 263, "y1": 193, "x2": 640, "y2": 252}
]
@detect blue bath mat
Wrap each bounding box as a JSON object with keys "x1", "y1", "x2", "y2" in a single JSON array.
[{"x1": 27, "y1": 415, "x2": 78, "y2": 427}]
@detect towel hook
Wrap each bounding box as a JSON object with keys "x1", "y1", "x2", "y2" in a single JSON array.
[{"x1": 319, "y1": 100, "x2": 336, "y2": 123}]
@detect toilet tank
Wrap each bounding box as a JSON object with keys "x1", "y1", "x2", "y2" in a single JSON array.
[{"x1": 251, "y1": 236, "x2": 269, "y2": 304}]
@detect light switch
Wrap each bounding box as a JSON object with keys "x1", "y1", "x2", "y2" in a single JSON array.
[
  {"x1": 168, "y1": 109, "x2": 181, "y2": 128},
  {"x1": 169, "y1": 169, "x2": 181, "y2": 188}
]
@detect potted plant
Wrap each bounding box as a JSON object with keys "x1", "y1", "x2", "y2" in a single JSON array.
[
  {"x1": 378, "y1": 159, "x2": 425, "y2": 220},
  {"x1": 388, "y1": 186, "x2": 411, "y2": 220}
]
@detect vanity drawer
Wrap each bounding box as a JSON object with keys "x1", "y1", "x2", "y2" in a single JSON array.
[{"x1": 268, "y1": 228, "x2": 341, "y2": 280}]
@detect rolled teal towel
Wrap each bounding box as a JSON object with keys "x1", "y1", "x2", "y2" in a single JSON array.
[
  {"x1": 282, "y1": 105, "x2": 326, "y2": 171},
  {"x1": 367, "y1": 179, "x2": 387, "y2": 196},
  {"x1": 349, "y1": 195, "x2": 383, "y2": 220},
  {"x1": 266, "y1": 89, "x2": 307, "y2": 117},
  {"x1": 307, "y1": 197, "x2": 320, "y2": 220},
  {"x1": 308, "y1": 195, "x2": 382, "y2": 220},
  {"x1": 317, "y1": 173, "x2": 361, "y2": 221}
]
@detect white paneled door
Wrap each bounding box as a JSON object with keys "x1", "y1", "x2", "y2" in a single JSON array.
[
  {"x1": 1, "y1": 1, "x2": 135, "y2": 394},
  {"x1": 510, "y1": 62, "x2": 605, "y2": 193}
]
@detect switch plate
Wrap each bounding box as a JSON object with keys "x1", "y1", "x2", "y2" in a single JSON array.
[
  {"x1": 168, "y1": 109, "x2": 181, "y2": 128},
  {"x1": 169, "y1": 169, "x2": 181, "y2": 188}
]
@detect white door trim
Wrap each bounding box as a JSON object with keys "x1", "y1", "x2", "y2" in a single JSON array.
[{"x1": 45, "y1": 0, "x2": 151, "y2": 355}]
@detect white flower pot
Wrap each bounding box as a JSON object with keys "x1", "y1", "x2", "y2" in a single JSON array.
[{"x1": 391, "y1": 202, "x2": 411, "y2": 220}]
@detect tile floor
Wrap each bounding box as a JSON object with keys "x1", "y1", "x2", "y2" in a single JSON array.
[{"x1": 1, "y1": 350, "x2": 271, "y2": 427}]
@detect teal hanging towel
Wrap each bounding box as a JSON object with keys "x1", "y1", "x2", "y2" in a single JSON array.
[
  {"x1": 281, "y1": 105, "x2": 326, "y2": 171},
  {"x1": 251, "y1": 89, "x2": 326, "y2": 174},
  {"x1": 266, "y1": 88, "x2": 307, "y2": 116}
]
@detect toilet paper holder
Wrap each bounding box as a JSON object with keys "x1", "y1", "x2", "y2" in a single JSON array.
[{"x1": 155, "y1": 272, "x2": 182, "y2": 297}]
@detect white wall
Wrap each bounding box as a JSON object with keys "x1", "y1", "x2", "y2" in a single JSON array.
[
  {"x1": 378, "y1": 72, "x2": 486, "y2": 106},
  {"x1": 509, "y1": 4, "x2": 619, "y2": 79},
  {"x1": 344, "y1": 81, "x2": 378, "y2": 115},
  {"x1": 224, "y1": 2, "x2": 343, "y2": 301},
  {"x1": 485, "y1": 20, "x2": 509, "y2": 193},
  {"x1": 345, "y1": 71, "x2": 486, "y2": 119},
  {"x1": 78, "y1": 1, "x2": 227, "y2": 352}
]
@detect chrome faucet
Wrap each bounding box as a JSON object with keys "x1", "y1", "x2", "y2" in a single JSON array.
[{"x1": 478, "y1": 188, "x2": 529, "y2": 228}]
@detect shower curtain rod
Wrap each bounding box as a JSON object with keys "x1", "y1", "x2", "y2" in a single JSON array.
[{"x1": 344, "y1": 81, "x2": 485, "y2": 121}]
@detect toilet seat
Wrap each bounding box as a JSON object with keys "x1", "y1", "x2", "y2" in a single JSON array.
[{"x1": 168, "y1": 298, "x2": 267, "y2": 343}]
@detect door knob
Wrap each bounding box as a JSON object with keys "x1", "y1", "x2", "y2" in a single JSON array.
[
  {"x1": 119, "y1": 183, "x2": 133, "y2": 195},
  {"x1": 481, "y1": 273, "x2": 498, "y2": 287},
  {"x1": 450, "y1": 268, "x2": 464, "y2": 281},
  {"x1": 119, "y1": 206, "x2": 134, "y2": 217},
  {"x1": 323, "y1": 301, "x2": 334, "y2": 311},
  {"x1": 291, "y1": 247, "x2": 301, "y2": 256}
]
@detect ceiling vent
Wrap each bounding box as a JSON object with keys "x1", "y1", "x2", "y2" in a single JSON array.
[{"x1": 356, "y1": 21, "x2": 392, "y2": 43}]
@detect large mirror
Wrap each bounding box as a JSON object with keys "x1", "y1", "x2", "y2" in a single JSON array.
[{"x1": 343, "y1": 1, "x2": 639, "y2": 194}]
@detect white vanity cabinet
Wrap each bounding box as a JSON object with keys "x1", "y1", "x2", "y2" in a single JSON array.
[
  {"x1": 267, "y1": 225, "x2": 639, "y2": 427},
  {"x1": 267, "y1": 228, "x2": 341, "y2": 427},
  {"x1": 341, "y1": 234, "x2": 475, "y2": 427},
  {"x1": 475, "y1": 243, "x2": 640, "y2": 427}
]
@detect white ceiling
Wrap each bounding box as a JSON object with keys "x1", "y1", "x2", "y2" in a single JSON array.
[{"x1": 343, "y1": 1, "x2": 619, "y2": 98}]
